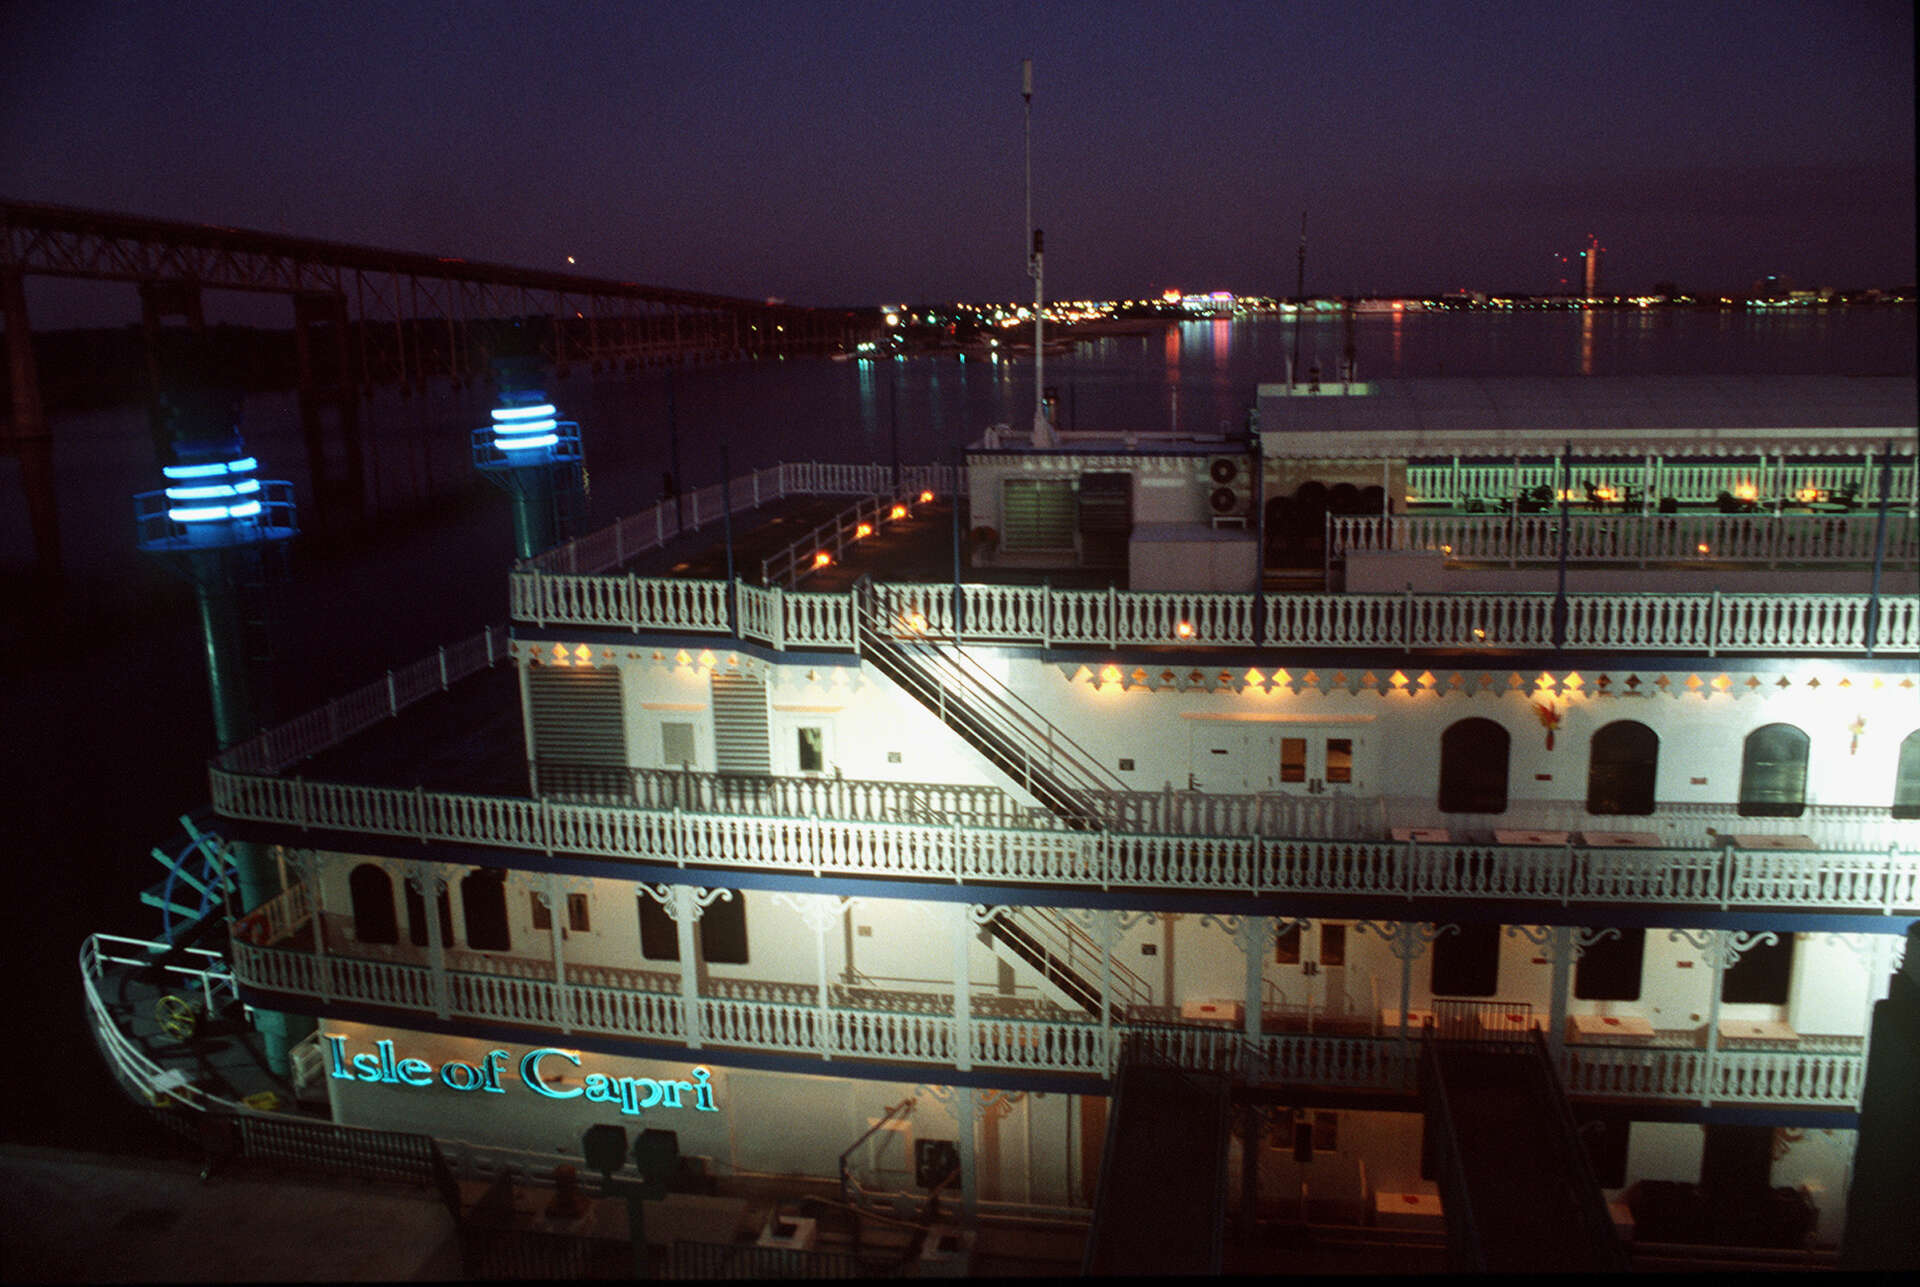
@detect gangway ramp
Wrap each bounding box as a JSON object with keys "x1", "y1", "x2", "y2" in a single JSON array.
[
  {"x1": 1420, "y1": 1004, "x2": 1628, "y2": 1272},
  {"x1": 1083, "y1": 1037, "x2": 1232, "y2": 1276}
]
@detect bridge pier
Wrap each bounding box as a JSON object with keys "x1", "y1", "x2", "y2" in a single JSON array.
[
  {"x1": 4, "y1": 266, "x2": 61, "y2": 586},
  {"x1": 293, "y1": 291, "x2": 366, "y2": 533}
]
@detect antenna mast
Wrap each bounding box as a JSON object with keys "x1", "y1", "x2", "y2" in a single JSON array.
[
  {"x1": 1290, "y1": 209, "x2": 1306, "y2": 389},
  {"x1": 1023, "y1": 58, "x2": 1052, "y2": 445}
]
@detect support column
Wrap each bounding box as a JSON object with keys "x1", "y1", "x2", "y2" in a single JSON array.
[
  {"x1": 1359, "y1": 920, "x2": 1456, "y2": 1086},
  {"x1": 1239, "y1": 1101, "x2": 1262, "y2": 1239},
  {"x1": 776, "y1": 892, "x2": 852, "y2": 1060},
  {"x1": 303, "y1": 851, "x2": 331, "y2": 1005},
  {"x1": 648, "y1": 883, "x2": 731, "y2": 1050},
  {"x1": 3, "y1": 266, "x2": 59, "y2": 584},
  {"x1": 1670, "y1": 928, "x2": 1778, "y2": 1107},
  {"x1": 953, "y1": 904, "x2": 981, "y2": 1072},
  {"x1": 411, "y1": 868, "x2": 452, "y2": 1020},
  {"x1": 1507, "y1": 923, "x2": 1600, "y2": 1066},
  {"x1": 532, "y1": 873, "x2": 573, "y2": 1034},
  {"x1": 956, "y1": 1086, "x2": 979, "y2": 1227}
]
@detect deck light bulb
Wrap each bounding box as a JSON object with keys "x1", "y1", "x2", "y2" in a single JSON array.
[
  {"x1": 856, "y1": 523, "x2": 872, "y2": 538},
  {"x1": 920, "y1": 490, "x2": 934, "y2": 503},
  {"x1": 890, "y1": 505, "x2": 907, "y2": 520},
  {"x1": 1176, "y1": 621, "x2": 1194, "y2": 637},
  {"x1": 814, "y1": 551, "x2": 831, "y2": 567}
]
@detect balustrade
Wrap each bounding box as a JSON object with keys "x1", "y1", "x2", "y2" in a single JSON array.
[
  {"x1": 1331, "y1": 513, "x2": 1919, "y2": 568},
  {"x1": 210, "y1": 764, "x2": 1920, "y2": 913},
  {"x1": 222, "y1": 933, "x2": 1869, "y2": 1109}
]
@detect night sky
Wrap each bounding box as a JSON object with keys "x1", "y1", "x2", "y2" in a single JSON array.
[{"x1": 3, "y1": 1, "x2": 1913, "y2": 319}]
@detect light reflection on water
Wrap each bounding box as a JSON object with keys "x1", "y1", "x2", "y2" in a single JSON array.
[{"x1": 10, "y1": 309, "x2": 1913, "y2": 580}]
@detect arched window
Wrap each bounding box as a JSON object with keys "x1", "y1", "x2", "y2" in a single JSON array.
[
  {"x1": 461, "y1": 868, "x2": 511, "y2": 952},
  {"x1": 348, "y1": 864, "x2": 398, "y2": 945},
  {"x1": 1739, "y1": 724, "x2": 1809, "y2": 818},
  {"x1": 1587, "y1": 720, "x2": 1658, "y2": 816},
  {"x1": 1439, "y1": 718, "x2": 1510, "y2": 814},
  {"x1": 405, "y1": 879, "x2": 453, "y2": 949},
  {"x1": 1894, "y1": 730, "x2": 1920, "y2": 820}
]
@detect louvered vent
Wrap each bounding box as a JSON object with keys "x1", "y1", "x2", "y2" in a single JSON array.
[
  {"x1": 711, "y1": 673, "x2": 771, "y2": 775},
  {"x1": 527, "y1": 666, "x2": 626, "y2": 766}
]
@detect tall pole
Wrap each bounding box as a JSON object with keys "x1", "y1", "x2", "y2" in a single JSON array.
[
  {"x1": 1290, "y1": 211, "x2": 1306, "y2": 390},
  {"x1": 1024, "y1": 59, "x2": 1050, "y2": 446}
]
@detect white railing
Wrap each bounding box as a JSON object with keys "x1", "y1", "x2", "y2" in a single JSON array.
[
  {"x1": 208, "y1": 767, "x2": 1920, "y2": 913},
  {"x1": 217, "y1": 625, "x2": 509, "y2": 776},
  {"x1": 1405, "y1": 456, "x2": 1920, "y2": 509},
  {"x1": 1330, "y1": 513, "x2": 1920, "y2": 567},
  {"x1": 524, "y1": 460, "x2": 962, "y2": 578},
  {"x1": 1562, "y1": 1045, "x2": 1864, "y2": 1107},
  {"x1": 223, "y1": 936, "x2": 1865, "y2": 1108},
  {"x1": 508, "y1": 576, "x2": 1920, "y2": 656},
  {"x1": 80, "y1": 934, "x2": 252, "y2": 1115},
  {"x1": 761, "y1": 487, "x2": 942, "y2": 589}
]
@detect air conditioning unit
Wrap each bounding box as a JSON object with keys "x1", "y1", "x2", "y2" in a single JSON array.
[{"x1": 1207, "y1": 456, "x2": 1250, "y2": 517}]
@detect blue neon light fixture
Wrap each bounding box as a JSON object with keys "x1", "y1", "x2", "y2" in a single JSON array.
[
  {"x1": 489, "y1": 402, "x2": 562, "y2": 453},
  {"x1": 162, "y1": 454, "x2": 267, "y2": 522}
]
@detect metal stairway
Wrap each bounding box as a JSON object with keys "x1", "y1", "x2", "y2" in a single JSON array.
[
  {"x1": 854, "y1": 583, "x2": 1152, "y2": 1020},
  {"x1": 1419, "y1": 1004, "x2": 1629, "y2": 1273},
  {"x1": 1083, "y1": 1034, "x2": 1233, "y2": 1276},
  {"x1": 852, "y1": 580, "x2": 1121, "y2": 832},
  {"x1": 976, "y1": 906, "x2": 1154, "y2": 1024}
]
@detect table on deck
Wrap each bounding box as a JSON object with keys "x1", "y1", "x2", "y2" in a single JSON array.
[
  {"x1": 1391, "y1": 827, "x2": 1452, "y2": 843},
  {"x1": 1374, "y1": 1191, "x2": 1445, "y2": 1229},
  {"x1": 1729, "y1": 833, "x2": 1817, "y2": 851},
  {"x1": 1580, "y1": 830, "x2": 1661, "y2": 848},
  {"x1": 1494, "y1": 828, "x2": 1571, "y2": 846},
  {"x1": 1566, "y1": 1013, "x2": 1655, "y2": 1045},
  {"x1": 1180, "y1": 999, "x2": 1244, "y2": 1025},
  {"x1": 1718, "y1": 1017, "x2": 1800, "y2": 1046}
]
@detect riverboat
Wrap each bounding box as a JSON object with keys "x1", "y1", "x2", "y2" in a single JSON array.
[{"x1": 86, "y1": 371, "x2": 1920, "y2": 1272}]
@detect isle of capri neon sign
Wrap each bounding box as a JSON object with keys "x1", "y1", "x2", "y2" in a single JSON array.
[{"x1": 325, "y1": 1036, "x2": 718, "y2": 1118}]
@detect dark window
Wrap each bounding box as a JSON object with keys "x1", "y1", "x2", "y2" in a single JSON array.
[
  {"x1": 1587, "y1": 720, "x2": 1658, "y2": 816},
  {"x1": 529, "y1": 892, "x2": 591, "y2": 934},
  {"x1": 1573, "y1": 927, "x2": 1645, "y2": 1001},
  {"x1": 1275, "y1": 924, "x2": 1302, "y2": 965},
  {"x1": 1325, "y1": 739, "x2": 1353, "y2": 785},
  {"x1": 1430, "y1": 922, "x2": 1500, "y2": 997},
  {"x1": 348, "y1": 865, "x2": 398, "y2": 945},
  {"x1": 1280, "y1": 738, "x2": 1306, "y2": 783},
  {"x1": 1439, "y1": 719, "x2": 1510, "y2": 813},
  {"x1": 1722, "y1": 934, "x2": 1795, "y2": 1005},
  {"x1": 639, "y1": 894, "x2": 678, "y2": 960},
  {"x1": 701, "y1": 894, "x2": 750, "y2": 965},
  {"x1": 1894, "y1": 730, "x2": 1920, "y2": 820},
  {"x1": 638, "y1": 889, "x2": 747, "y2": 963},
  {"x1": 1320, "y1": 923, "x2": 1347, "y2": 966},
  {"x1": 460, "y1": 868, "x2": 510, "y2": 952},
  {"x1": 1739, "y1": 724, "x2": 1809, "y2": 818},
  {"x1": 405, "y1": 880, "x2": 453, "y2": 948},
  {"x1": 797, "y1": 726, "x2": 825, "y2": 773}
]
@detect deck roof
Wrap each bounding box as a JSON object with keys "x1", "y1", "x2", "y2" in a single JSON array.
[{"x1": 1254, "y1": 375, "x2": 1917, "y2": 458}]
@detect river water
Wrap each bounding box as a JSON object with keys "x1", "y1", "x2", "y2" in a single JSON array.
[{"x1": 2, "y1": 306, "x2": 1912, "y2": 1152}]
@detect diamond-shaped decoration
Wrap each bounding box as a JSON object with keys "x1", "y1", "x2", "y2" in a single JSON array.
[
  {"x1": 1712, "y1": 674, "x2": 1732, "y2": 691},
  {"x1": 1388, "y1": 670, "x2": 1408, "y2": 688},
  {"x1": 1776, "y1": 676, "x2": 1792, "y2": 688},
  {"x1": 1625, "y1": 674, "x2": 1641, "y2": 689},
  {"x1": 1417, "y1": 670, "x2": 1437, "y2": 688},
  {"x1": 1654, "y1": 675, "x2": 1672, "y2": 690},
  {"x1": 1684, "y1": 674, "x2": 1702, "y2": 690},
  {"x1": 1361, "y1": 671, "x2": 1379, "y2": 688},
  {"x1": 1744, "y1": 676, "x2": 1761, "y2": 689},
  {"x1": 1508, "y1": 673, "x2": 1526, "y2": 689}
]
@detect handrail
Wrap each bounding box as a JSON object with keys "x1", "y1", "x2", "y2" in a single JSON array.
[
  {"x1": 1522, "y1": 1029, "x2": 1632, "y2": 1269},
  {"x1": 869, "y1": 610, "x2": 1126, "y2": 807},
  {"x1": 513, "y1": 573, "x2": 1920, "y2": 655},
  {"x1": 1418, "y1": 1038, "x2": 1483, "y2": 1271},
  {"x1": 837, "y1": 1095, "x2": 916, "y2": 1205},
  {"x1": 1330, "y1": 511, "x2": 1920, "y2": 568},
  {"x1": 210, "y1": 764, "x2": 1920, "y2": 911}
]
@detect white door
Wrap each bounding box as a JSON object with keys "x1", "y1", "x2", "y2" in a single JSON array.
[{"x1": 1273, "y1": 921, "x2": 1351, "y2": 1025}]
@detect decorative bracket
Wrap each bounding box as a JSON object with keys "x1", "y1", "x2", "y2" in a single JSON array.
[
  {"x1": 1667, "y1": 927, "x2": 1779, "y2": 969},
  {"x1": 1356, "y1": 919, "x2": 1457, "y2": 962},
  {"x1": 639, "y1": 883, "x2": 734, "y2": 923},
  {"x1": 773, "y1": 891, "x2": 858, "y2": 933}
]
